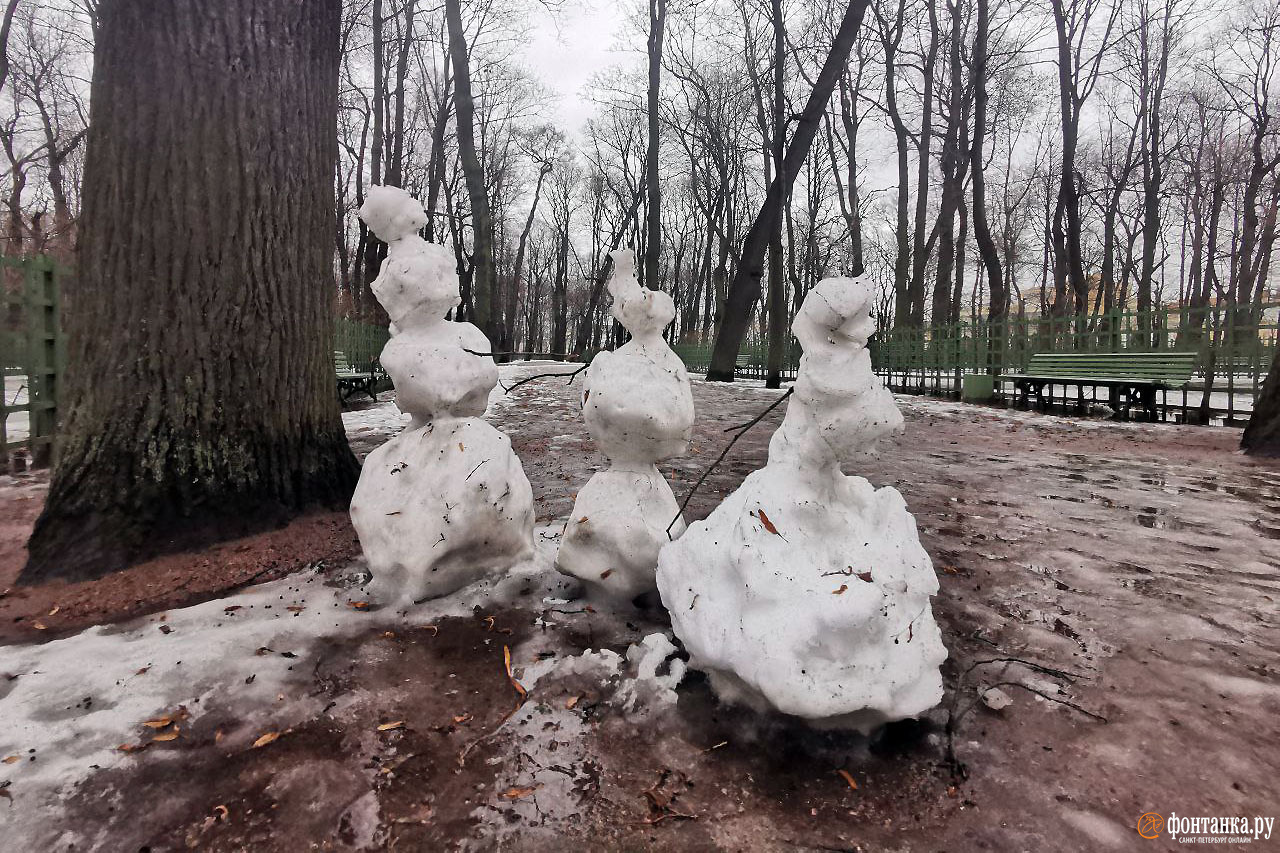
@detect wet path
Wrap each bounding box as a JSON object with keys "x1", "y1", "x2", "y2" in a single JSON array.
[{"x1": 486, "y1": 365, "x2": 1280, "y2": 850}]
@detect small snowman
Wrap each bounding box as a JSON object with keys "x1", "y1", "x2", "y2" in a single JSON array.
[
  {"x1": 350, "y1": 186, "x2": 534, "y2": 605},
  {"x1": 656, "y1": 277, "x2": 947, "y2": 730},
  {"x1": 556, "y1": 249, "x2": 695, "y2": 604}
]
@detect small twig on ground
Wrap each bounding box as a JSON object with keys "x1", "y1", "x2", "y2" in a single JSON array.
[
  {"x1": 462, "y1": 349, "x2": 580, "y2": 360},
  {"x1": 501, "y1": 361, "x2": 591, "y2": 394},
  {"x1": 665, "y1": 388, "x2": 793, "y2": 538},
  {"x1": 943, "y1": 641, "x2": 1106, "y2": 780}
]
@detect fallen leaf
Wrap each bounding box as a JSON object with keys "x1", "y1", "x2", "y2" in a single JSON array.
[
  {"x1": 224, "y1": 605, "x2": 243, "y2": 613},
  {"x1": 577, "y1": 516, "x2": 589, "y2": 524},
  {"x1": 2, "y1": 755, "x2": 19, "y2": 764},
  {"x1": 420, "y1": 625, "x2": 439, "y2": 636},
  {"x1": 565, "y1": 696, "x2": 580, "y2": 710},
  {"x1": 255, "y1": 647, "x2": 273, "y2": 656},
  {"x1": 142, "y1": 716, "x2": 173, "y2": 729},
  {"x1": 47, "y1": 606, "x2": 59, "y2": 616},
  {"x1": 836, "y1": 769, "x2": 859, "y2": 791},
  {"x1": 117, "y1": 742, "x2": 150, "y2": 753},
  {"x1": 350, "y1": 601, "x2": 370, "y2": 610},
  {"x1": 832, "y1": 584, "x2": 848, "y2": 595},
  {"x1": 32, "y1": 621, "x2": 46, "y2": 631},
  {"x1": 158, "y1": 625, "x2": 173, "y2": 634},
  {"x1": 377, "y1": 721, "x2": 405, "y2": 731},
  {"x1": 856, "y1": 571, "x2": 874, "y2": 583},
  {"x1": 152, "y1": 727, "x2": 180, "y2": 742},
  {"x1": 134, "y1": 666, "x2": 151, "y2": 676},
  {"x1": 501, "y1": 785, "x2": 540, "y2": 799},
  {"x1": 286, "y1": 606, "x2": 305, "y2": 613},
  {"x1": 213, "y1": 804, "x2": 229, "y2": 821},
  {"x1": 457, "y1": 442, "x2": 465, "y2": 452},
  {"x1": 755, "y1": 509, "x2": 781, "y2": 536},
  {"x1": 252, "y1": 731, "x2": 281, "y2": 748},
  {"x1": 503, "y1": 645, "x2": 527, "y2": 700},
  {"x1": 600, "y1": 569, "x2": 614, "y2": 579},
  {"x1": 453, "y1": 713, "x2": 473, "y2": 724},
  {"x1": 215, "y1": 728, "x2": 225, "y2": 744}
]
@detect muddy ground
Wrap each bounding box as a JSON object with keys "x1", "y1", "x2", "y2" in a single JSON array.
[{"x1": 1, "y1": 364, "x2": 1278, "y2": 851}]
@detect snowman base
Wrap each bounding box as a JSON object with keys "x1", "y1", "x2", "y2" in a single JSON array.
[
  {"x1": 351, "y1": 416, "x2": 534, "y2": 605},
  {"x1": 656, "y1": 463, "x2": 946, "y2": 731},
  {"x1": 558, "y1": 467, "x2": 686, "y2": 605}
]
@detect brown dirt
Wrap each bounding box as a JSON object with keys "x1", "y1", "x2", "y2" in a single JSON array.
[{"x1": 0, "y1": 502, "x2": 360, "y2": 643}]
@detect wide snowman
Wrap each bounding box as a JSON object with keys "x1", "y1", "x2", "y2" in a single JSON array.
[
  {"x1": 656, "y1": 277, "x2": 947, "y2": 729},
  {"x1": 350, "y1": 185, "x2": 534, "y2": 605},
  {"x1": 556, "y1": 249, "x2": 694, "y2": 604}
]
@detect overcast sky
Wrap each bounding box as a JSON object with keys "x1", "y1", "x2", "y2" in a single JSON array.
[{"x1": 519, "y1": 0, "x2": 633, "y2": 135}]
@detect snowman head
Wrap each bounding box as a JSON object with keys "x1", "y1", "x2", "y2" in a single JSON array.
[
  {"x1": 607, "y1": 249, "x2": 675, "y2": 338},
  {"x1": 360, "y1": 185, "x2": 429, "y2": 243},
  {"x1": 794, "y1": 277, "x2": 874, "y2": 351}
]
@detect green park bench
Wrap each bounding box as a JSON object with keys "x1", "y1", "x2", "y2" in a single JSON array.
[
  {"x1": 1002, "y1": 351, "x2": 1198, "y2": 421},
  {"x1": 335, "y1": 350, "x2": 379, "y2": 404}
]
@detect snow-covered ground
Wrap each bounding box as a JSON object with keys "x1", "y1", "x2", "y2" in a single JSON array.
[
  {"x1": 3, "y1": 373, "x2": 28, "y2": 444},
  {"x1": 0, "y1": 524, "x2": 574, "y2": 847}
]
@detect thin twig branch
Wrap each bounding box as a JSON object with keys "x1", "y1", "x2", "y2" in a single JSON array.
[
  {"x1": 665, "y1": 388, "x2": 793, "y2": 538},
  {"x1": 502, "y1": 362, "x2": 591, "y2": 394}
]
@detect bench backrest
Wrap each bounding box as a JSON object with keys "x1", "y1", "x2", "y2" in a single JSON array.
[
  {"x1": 1023, "y1": 351, "x2": 1198, "y2": 384},
  {"x1": 334, "y1": 350, "x2": 354, "y2": 373}
]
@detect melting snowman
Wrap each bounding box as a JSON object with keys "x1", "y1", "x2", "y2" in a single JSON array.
[
  {"x1": 656, "y1": 277, "x2": 946, "y2": 729},
  {"x1": 557, "y1": 249, "x2": 695, "y2": 604},
  {"x1": 350, "y1": 186, "x2": 534, "y2": 605}
]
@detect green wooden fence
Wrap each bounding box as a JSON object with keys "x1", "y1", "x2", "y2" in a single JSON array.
[
  {"x1": 872, "y1": 303, "x2": 1278, "y2": 423},
  {"x1": 673, "y1": 303, "x2": 1277, "y2": 424},
  {"x1": 2, "y1": 256, "x2": 63, "y2": 470},
  {"x1": 334, "y1": 316, "x2": 390, "y2": 373}
]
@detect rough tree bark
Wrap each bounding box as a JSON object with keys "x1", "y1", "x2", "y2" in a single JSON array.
[
  {"x1": 706, "y1": 0, "x2": 871, "y2": 381},
  {"x1": 21, "y1": 0, "x2": 359, "y2": 584}
]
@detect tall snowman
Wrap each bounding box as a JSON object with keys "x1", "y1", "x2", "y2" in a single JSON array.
[
  {"x1": 556, "y1": 250, "x2": 694, "y2": 604},
  {"x1": 350, "y1": 186, "x2": 534, "y2": 605},
  {"x1": 656, "y1": 277, "x2": 947, "y2": 730}
]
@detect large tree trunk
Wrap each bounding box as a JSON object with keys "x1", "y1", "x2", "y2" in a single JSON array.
[
  {"x1": 644, "y1": 0, "x2": 667, "y2": 291},
  {"x1": 358, "y1": 0, "x2": 387, "y2": 322},
  {"x1": 765, "y1": 0, "x2": 787, "y2": 389},
  {"x1": 446, "y1": 0, "x2": 496, "y2": 345},
  {"x1": 22, "y1": 0, "x2": 359, "y2": 585},
  {"x1": 1243, "y1": 348, "x2": 1280, "y2": 455},
  {"x1": 970, "y1": 0, "x2": 1004, "y2": 350},
  {"x1": 908, "y1": 2, "x2": 939, "y2": 327},
  {"x1": 706, "y1": 0, "x2": 871, "y2": 381}
]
